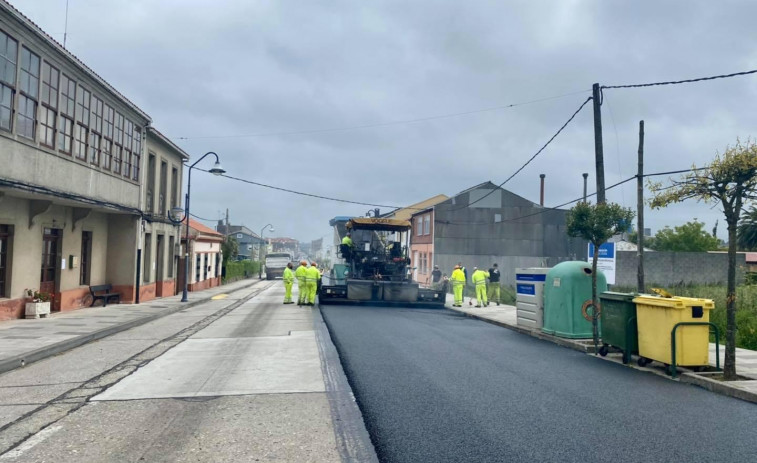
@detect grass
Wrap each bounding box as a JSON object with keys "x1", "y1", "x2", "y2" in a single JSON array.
[{"x1": 613, "y1": 283, "x2": 757, "y2": 351}]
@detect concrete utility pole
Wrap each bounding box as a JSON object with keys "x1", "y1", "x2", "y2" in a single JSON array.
[
  {"x1": 582, "y1": 173, "x2": 589, "y2": 203},
  {"x1": 592, "y1": 83, "x2": 606, "y2": 204},
  {"x1": 225, "y1": 208, "x2": 230, "y2": 233},
  {"x1": 637, "y1": 120, "x2": 645, "y2": 293}
]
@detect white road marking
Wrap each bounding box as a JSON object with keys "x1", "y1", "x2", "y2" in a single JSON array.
[{"x1": 0, "y1": 425, "x2": 62, "y2": 460}]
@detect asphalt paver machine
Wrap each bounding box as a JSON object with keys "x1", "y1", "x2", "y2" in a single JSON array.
[{"x1": 320, "y1": 217, "x2": 445, "y2": 307}]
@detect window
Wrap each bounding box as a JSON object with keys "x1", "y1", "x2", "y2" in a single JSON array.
[
  {"x1": 122, "y1": 118, "x2": 132, "y2": 178},
  {"x1": 195, "y1": 254, "x2": 202, "y2": 281},
  {"x1": 215, "y1": 253, "x2": 221, "y2": 277},
  {"x1": 57, "y1": 115, "x2": 73, "y2": 153},
  {"x1": 146, "y1": 154, "x2": 156, "y2": 212},
  {"x1": 90, "y1": 95, "x2": 102, "y2": 133},
  {"x1": 74, "y1": 123, "x2": 87, "y2": 160},
  {"x1": 75, "y1": 87, "x2": 90, "y2": 126},
  {"x1": 132, "y1": 126, "x2": 141, "y2": 181},
  {"x1": 16, "y1": 95, "x2": 36, "y2": 139},
  {"x1": 80, "y1": 231, "x2": 92, "y2": 285},
  {"x1": 0, "y1": 225, "x2": 10, "y2": 297},
  {"x1": 204, "y1": 254, "x2": 209, "y2": 280},
  {"x1": 40, "y1": 62, "x2": 58, "y2": 108},
  {"x1": 416, "y1": 217, "x2": 422, "y2": 236},
  {"x1": 168, "y1": 236, "x2": 175, "y2": 278},
  {"x1": 102, "y1": 104, "x2": 113, "y2": 170},
  {"x1": 159, "y1": 160, "x2": 167, "y2": 215},
  {"x1": 101, "y1": 138, "x2": 112, "y2": 170},
  {"x1": 88, "y1": 132, "x2": 100, "y2": 165},
  {"x1": 423, "y1": 215, "x2": 431, "y2": 235},
  {"x1": 19, "y1": 47, "x2": 39, "y2": 98},
  {"x1": 39, "y1": 107, "x2": 56, "y2": 147},
  {"x1": 237, "y1": 233, "x2": 243, "y2": 239},
  {"x1": 112, "y1": 112, "x2": 123, "y2": 174},
  {"x1": 0, "y1": 31, "x2": 17, "y2": 132},
  {"x1": 170, "y1": 166, "x2": 178, "y2": 209},
  {"x1": 59, "y1": 74, "x2": 75, "y2": 117}
]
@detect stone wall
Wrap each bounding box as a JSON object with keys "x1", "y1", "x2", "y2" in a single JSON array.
[{"x1": 614, "y1": 251, "x2": 745, "y2": 288}]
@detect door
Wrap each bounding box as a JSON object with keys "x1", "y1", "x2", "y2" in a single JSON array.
[
  {"x1": 41, "y1": 228, "x2": 62, "y2": 310},
  {"x1": 156, "y1": 235, "x2": 165, "y2": 283}
]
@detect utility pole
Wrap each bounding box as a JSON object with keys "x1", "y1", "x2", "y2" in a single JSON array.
[
  {"x1": 225, "y1": 208, "x2": 230, "y2": 232},
  {"x1": 592, "y1": 83, "x2": 606, "y2": 204},
  {"x1": 582, "y1": 173, "x2": 588, "y2": 203},
  {"x1": 637, "y1": 120, "x2": 645, "y2": 293}
]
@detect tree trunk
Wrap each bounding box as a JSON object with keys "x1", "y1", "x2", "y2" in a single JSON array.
[
  {"x1": 724, "y1": 220, "x2": 738, "y2": 379},
  {"x1": 592, "y1": 246, "x2": 600, "y2": 353}
]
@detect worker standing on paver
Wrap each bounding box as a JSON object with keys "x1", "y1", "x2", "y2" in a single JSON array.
[
  {"x1": 282, "y1": 262, "x2": 295, "y2": 304},
  {"x1": 306, "y1": 262, "x2": 320, "y2": 306},
  {"x1": 451, "y1": 265, "x2": 466, "y2": 307},
  {"x1": 487, "y1": 263, "x2": 500, "y2": 306},
  {"x1": 341, "y1": 232, "x2": 354, "y2": 262},
  {"x1": 295, "y1": 260, "x2": 308, "y2": 306},
  {"x1": 471, "y1": 267, "x2": 490, "y2": 307}
]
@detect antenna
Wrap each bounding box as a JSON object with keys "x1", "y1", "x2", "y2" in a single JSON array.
[{"x1": 63, "y1": 0, "x2": 70, "y2": 48}]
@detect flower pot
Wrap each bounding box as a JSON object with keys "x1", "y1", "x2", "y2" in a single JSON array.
[{"x1": 25, "y1": 301, "x2": 51, "y2": 319}]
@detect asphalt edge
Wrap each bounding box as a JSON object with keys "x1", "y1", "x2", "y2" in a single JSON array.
[
  {"x1": 0, "y1": 280, "x2": 261, "y2": 376},
  {"x1": 313, "y1": 304, "x2": 379, "y2": 463},
  {"x1": 452, "y1": 305, "x2": 757, "y2": 406}
]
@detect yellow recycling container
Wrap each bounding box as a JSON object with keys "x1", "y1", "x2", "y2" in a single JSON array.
[{"x1": 632, "y1": 295, "x2": 715, "y2": 366}]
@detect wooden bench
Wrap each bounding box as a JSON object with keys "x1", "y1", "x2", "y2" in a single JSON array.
[{"x1": 89, "y1": 284, "x2": 121, "y2": 307}]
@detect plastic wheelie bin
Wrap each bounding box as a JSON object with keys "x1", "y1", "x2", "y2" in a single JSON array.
[
  {"x1": 633, "y1": 295, "x2": 715, "y2": 371},
  {"x1": 598, "y1": 292, "x2": 638, "y2": 364}
]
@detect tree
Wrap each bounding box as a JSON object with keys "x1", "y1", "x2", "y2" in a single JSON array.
[
  {"x1": 566, "y1": 201, "x2": 635, "y2": 351},
  {"x1": 652, "y1": 220, "x2": 720, "y2": 252},
  {"x1": 628, "y1": 230, "x2": 657, "y2": 250},
  {"x1": 222, "y1": 236, "x2": 239, "y2": 265},
  {"x1": 649, "y1": 139, "x2": 757, "y2": 380},
  {"x1": 737, "y1": 206, "x2": 757, "y2": 251}
]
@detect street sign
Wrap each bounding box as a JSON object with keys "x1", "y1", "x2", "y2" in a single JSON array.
[{"x1": 587, "y1": 242, "x2": 615, "y2": 284}]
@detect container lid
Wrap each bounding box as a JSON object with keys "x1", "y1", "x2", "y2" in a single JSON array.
[
  {"x1": 600, "y1": 291, "x2": 637, "y2": 301},
  {"x1": 632, "y1": 295, "x2": 715, "y2": 310}
]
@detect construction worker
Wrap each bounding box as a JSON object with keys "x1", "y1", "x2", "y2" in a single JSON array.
[
  {"x1": 282, "y1": 262, "x2": 294, "y2": 304},
  {"x1": 306, "y1": 261, "x2": 320, "y2": 306},
  {"x1": 471, "y1": 267, "x2": 490, "y2": 307},
  {"x1": 341, "y1": 232, "x2": 353, "y2": 248},
  {"x1": 295, "y1": 260, "x2": 308, "y2": 305},
  {"x1": 451, "y1": 265, "x2": 466, "y2": 307},
  {"x1": 341, "y1": 232, "x2": 354, "y2": 262},
  {"x1": 487, "y1": 263, "x2": 501, "y2": 306}
]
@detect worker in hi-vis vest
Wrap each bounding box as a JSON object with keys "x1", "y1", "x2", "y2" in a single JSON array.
[
  {"x1": 295, "y1": 260, "x2": 308, "y2": 305},
  {"x1": 451, "y1": 265, "x2": 466, "y2": 307},
  {"x1": 306, "y1": 262, "x2": 321, "y2": 306},
  {"x1": 282, "y1": 262, "x2": 295, "y2": 304},
  {"x1": 471, "y1": 267, "x2": 490, "y2": 308}
]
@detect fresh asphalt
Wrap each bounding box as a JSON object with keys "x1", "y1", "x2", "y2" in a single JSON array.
[{"x1": 320, "y1": 304, "x2": 757, "y2": 463}]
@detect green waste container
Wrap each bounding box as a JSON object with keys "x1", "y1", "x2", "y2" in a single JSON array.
[
  {"x1": 542, "y1": 261, "x2": 607, "y2": 338},
  {"x1": 598, "y1": 292, "x2": 638, "y2": 364}
]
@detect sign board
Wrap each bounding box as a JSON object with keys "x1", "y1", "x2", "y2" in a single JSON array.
[{"x1": 587, "y1": 242, "x2": 615, "y2": 284}]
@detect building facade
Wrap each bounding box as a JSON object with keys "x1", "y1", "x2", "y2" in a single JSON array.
[
  {"x1": 216, "y1": 223, "x2": 264, "y2": 261},
  {"x1": 181, "y1": 219, "x2": 223, "y2": 292},
  {"x1": 420, "y1": 182, "x2": 587, "y2": 287},
  {"x1": 138, "y1": 128, "x2": 188, "y2": 301},
  {"x1": 0, "y1": 2, "x2": 151, "y2": 319},
  {"x1": 410, "y1": 207, "x2": 435, "y2": 286}
]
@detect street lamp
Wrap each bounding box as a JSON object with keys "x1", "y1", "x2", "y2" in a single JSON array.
[
  {"x1": 258, "y1": 223, "x2": 274, "y2": 279},
  {"x1": 179, "y1": 152, "x2": 225, "y2": 302}
]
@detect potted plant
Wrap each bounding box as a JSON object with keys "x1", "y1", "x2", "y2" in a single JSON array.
[{"x1": 25, "y1": 289, "x2": 52, "y2": 319}]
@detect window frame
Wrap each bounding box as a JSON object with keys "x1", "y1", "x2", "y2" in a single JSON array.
[{"x1": 0, "y1": 30, "x2": 18, "y2": 133}]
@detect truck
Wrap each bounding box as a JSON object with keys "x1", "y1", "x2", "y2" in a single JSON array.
[
  {"x1": 264, "y1": 252, "x2": 293, "y2": 280},
  {"x1": 319, "y1": 217, "x2": 445, "y2": 307}
]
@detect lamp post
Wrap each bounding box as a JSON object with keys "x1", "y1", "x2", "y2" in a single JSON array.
[
  {"x1": 179, "y1": 152, "x2": 225, "y2": 302},
  {"x1": 258, "y1": 223, "x2": 274, "y2": 279}
]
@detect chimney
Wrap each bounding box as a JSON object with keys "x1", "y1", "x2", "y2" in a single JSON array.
[{"x1": 539, "y1": 174, "x2": 546, "y2": 206}]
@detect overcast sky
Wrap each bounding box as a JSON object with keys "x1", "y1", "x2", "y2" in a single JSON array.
[{"x1": 19, "y1": 0, "x2": 757, "y2": 244}]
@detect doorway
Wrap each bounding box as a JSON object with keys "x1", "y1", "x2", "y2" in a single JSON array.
[{"x1": 41, "y1": 228, "x2": 62, "y2": 310}]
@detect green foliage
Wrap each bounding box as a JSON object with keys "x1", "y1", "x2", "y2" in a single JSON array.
[
  {"x1": 221, "y1": 236, "x2": 239, "y2": 264},
  {"x1": 566, "y1": 202, "x2": 635, "y2": 247},
  {"x1": 223, "y1": 260, "x2": 261, "y2": 283},
  {"x1": 652, "y1": 220, "x2": 720, "y2": 252},
  {"x1": 628, "y1": 230, "x2": 657, "y2": 250},
  {"x1": 737, "y1": 206, "x2": 757, "y2": 251}
]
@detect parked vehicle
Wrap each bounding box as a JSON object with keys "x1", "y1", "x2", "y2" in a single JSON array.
[{"x1": 264, "y1": 252, "x2": 293, "y2": 280}]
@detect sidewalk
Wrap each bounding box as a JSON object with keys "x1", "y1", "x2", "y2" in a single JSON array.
[
  {"x1": 0, "y1": 278, "x2": 263, "y2": 375},
  {"x1": 447, "y1": 295, "x2": 757, "y2": 403}
]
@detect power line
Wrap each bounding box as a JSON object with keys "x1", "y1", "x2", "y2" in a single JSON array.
[
  {"x1": 177, "y1": 89, "x2": 590, "y2": 140},
  {"x1": 189, "y1": 212, "x2": 217, "y2": 222},
  {"x1": 601, "y1": 69, "x2": 757, "y2": 90},
  {"x1": 194, "y1": 167, "x2": 411, "y2": 211},
  {"x1": 449, "y1": 96, "x2": 593, "y2": 212}
]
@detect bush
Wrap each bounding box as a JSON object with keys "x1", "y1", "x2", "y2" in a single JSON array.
[{"x1": 222, "y1": 260, "x2": 262, "y2": 283}]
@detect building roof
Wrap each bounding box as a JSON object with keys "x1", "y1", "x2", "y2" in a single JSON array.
[
  {"x1": 147, "y1": 127, "x2": 190, "y2": 161},
  {"x1": 183, "y1": 218, "x2": 223, "y2": 241},
  {"x1": 0, "y1": 1, "x2": 150, "y2": 122},
  {"x1": 388, "y1": 194, "x2": 449, "y2": 222}
]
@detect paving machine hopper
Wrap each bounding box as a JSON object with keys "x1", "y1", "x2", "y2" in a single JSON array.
[{"x1": 320, "y1": 217, "x2": 445, "y2": 307}]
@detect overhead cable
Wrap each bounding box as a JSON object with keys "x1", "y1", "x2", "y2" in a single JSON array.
[
  {"x1": 601, "y1": 69, "x2": 757, "y2": 90},
  {"x1": 449, "y1": 96, "x2": 593, "y2": 212},
  {"x1": 177, "y1": 89, "x2": 590, "y2": 140}
]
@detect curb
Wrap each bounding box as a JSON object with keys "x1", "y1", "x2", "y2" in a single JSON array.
[
  {"x1": 0, "y1": 280, "x2": 261, "y2": 375},
  {"x1": 679, "y1": 372, "x2": 757, "y2": 404}
]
